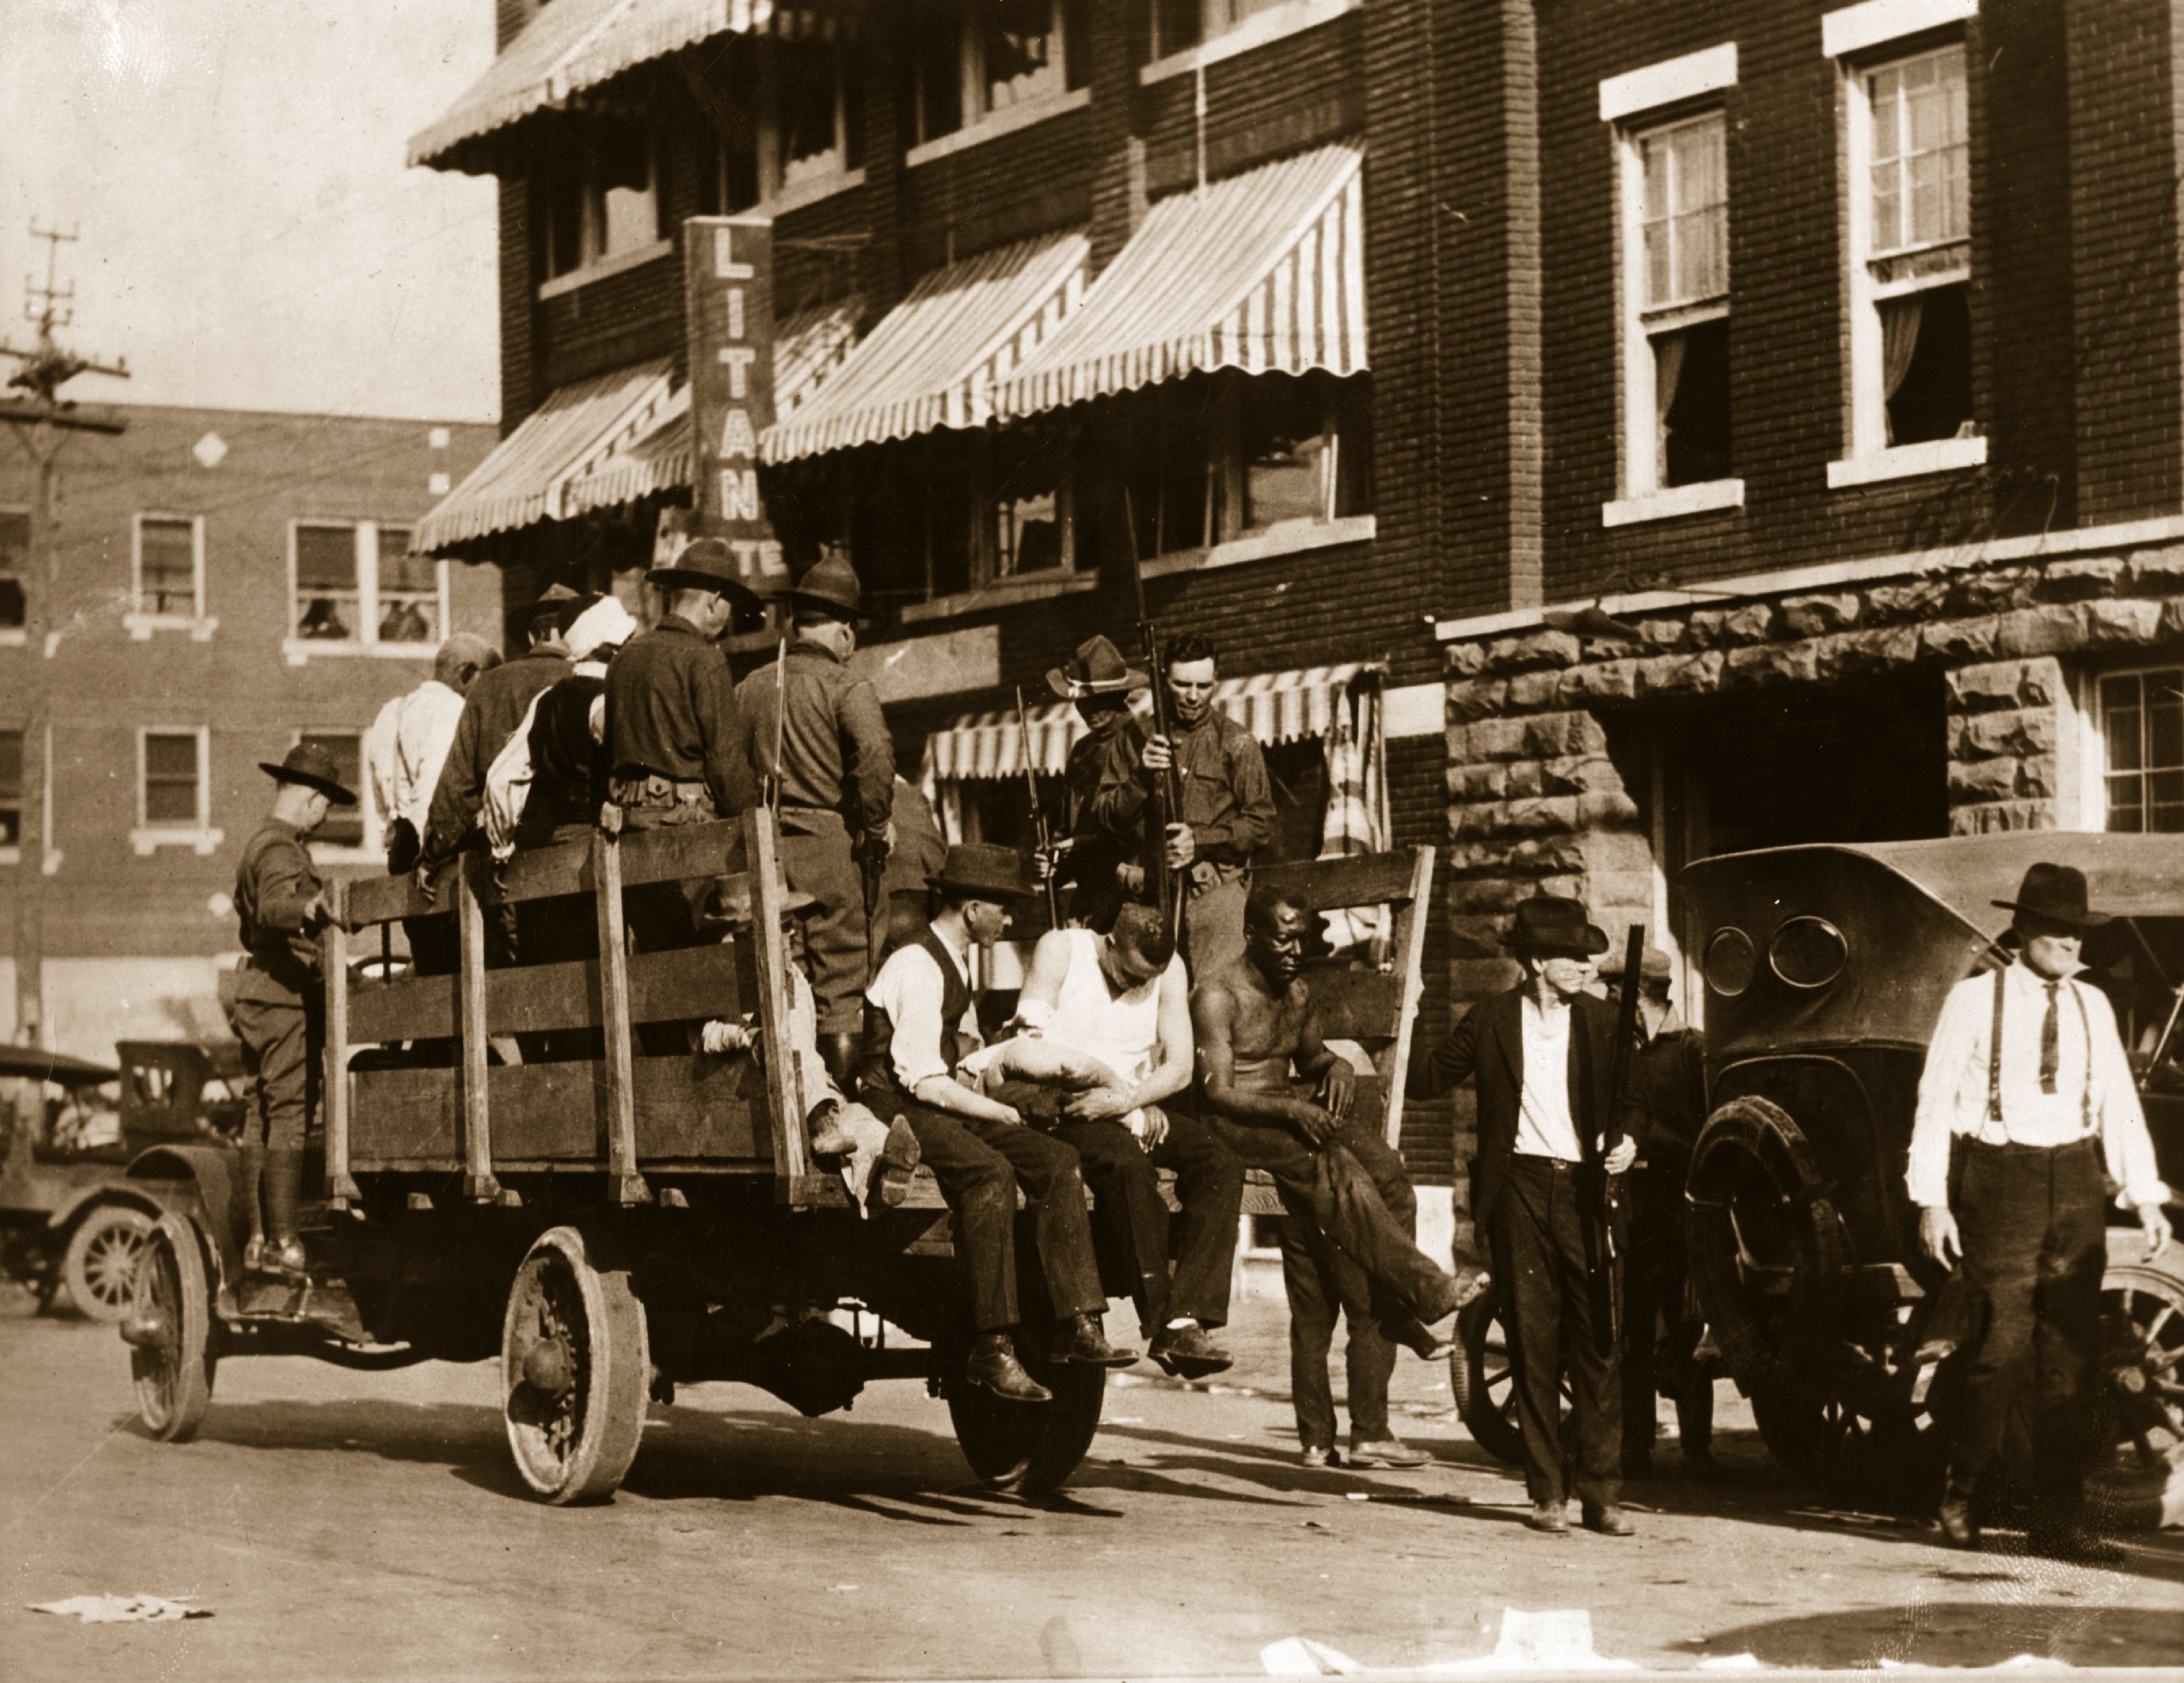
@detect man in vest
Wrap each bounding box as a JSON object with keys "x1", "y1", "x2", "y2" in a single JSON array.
[
  {"x1": 232, "y1": 744, "x2": 354, "y2": 1275},
  {"x1": 737, "y1": 555, "x2": 893, "y2": 1089},
  {"x1": 862, "y1": 844, "x2": 1134, "y2": 1401},
  {"x1": 1911, "y1": 862, "x2": 2171, "y2": 1561}
]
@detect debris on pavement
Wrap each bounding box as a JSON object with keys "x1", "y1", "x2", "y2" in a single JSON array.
[
  {"x1": 32, "y1": 1594, "x2": 211, "y2": 1624},
  {"x1": 1260, "y1": 1608, "x2": 1642, "y2": 1675}
]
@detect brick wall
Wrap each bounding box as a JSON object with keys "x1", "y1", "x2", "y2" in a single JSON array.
[{"x1": 1140, "y1": 9, "x2": 1366, "y2": 195}]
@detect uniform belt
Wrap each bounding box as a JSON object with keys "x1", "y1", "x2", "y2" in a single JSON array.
[{"x1": 610, "y1": 773, "x2": 710, "y2": 803}]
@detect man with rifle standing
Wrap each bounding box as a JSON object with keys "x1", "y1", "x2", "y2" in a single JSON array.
[
  {"x1": 1407, "y1": 897, "x2": 1641, "y2": 1537},
  {"x1": 1046, "y1": 634, "x2": 1152, "y2": 932},
  {"x1": 737, "y1": 554, "x2": 893, "y2": 1089}
]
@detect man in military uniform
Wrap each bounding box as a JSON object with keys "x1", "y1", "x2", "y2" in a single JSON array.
[
  {"x1": 1140, "y1": 632, "x2": 1274, "y2": 980},
  {"x1": 232, "y1": 744, "x2": 356, "y2": 1276},
  {"x1": 737, "y1": 555, "x2": 893, "y2": 1086},
  {"x1": 1048, "y1": 634, "x2": 1150, "y2": 933}
]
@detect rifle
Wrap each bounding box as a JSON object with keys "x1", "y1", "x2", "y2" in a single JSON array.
[
  {"x1": 1015, "y1": 685, "x2": 1062, "y2": 928},
  {"x1": 763, "y1": 636, "x2": 787, "y2": 815},
  {"x1": 1598, "y1": 924, "x2": 1647, "y2": 1350},
  {"x1": 1138, "y1": 618, "x2": 1186, "y2": 946}
]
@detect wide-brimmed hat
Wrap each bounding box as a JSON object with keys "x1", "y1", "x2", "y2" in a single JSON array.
[
  {"x1": 1994, "y1": 862, "x2": 2111, "y2": 932},
  {"x1": 772, "y1": 553, "x2": 870, "y2": 620},
  {"x1": 648, "y1": 536, "x2": 764, "y2": 614},
  {"x1": 1503, "y1": 896, "x2": 1609, "y2": 959},
  {"x1": 1599, "y1": 944, "x2": 1674, "y2": 986},
  {"x1": 698, "y1": 869, "x2": 822, "y2": 933},
  {"x1": 929, "y1": 842, "x2": 1033, "y2": 902},
  {"x1": 260, "y1": 742, "x2": 357, "y2": 807},
  {"x1": 510, "y1": 582, "x2": 584, "y2": 632},
  {"x1": 1047, "y1": 633, "x2": 1148, "y2": 699}
]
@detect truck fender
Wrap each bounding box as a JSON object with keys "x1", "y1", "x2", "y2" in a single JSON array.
[
  {"x1": 124, "y1": 1145, "x2": 241, "y2": 1285},
  {"x1": 44, "y1": 1178, "x2": 169, "y2": 1235}
]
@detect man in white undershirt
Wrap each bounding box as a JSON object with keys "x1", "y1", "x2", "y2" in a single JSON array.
[{"x1": 1911, "y1": 861, "x2": 2171, "y2": 1561}]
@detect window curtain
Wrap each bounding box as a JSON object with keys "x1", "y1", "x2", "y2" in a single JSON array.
[
  {"x1": 1315, "y1": 671, "x2": 1390, "y2": 955},
  {"x1": 1653, "y1": 329, "x2": 1688, "y2": 475},
  {"x1": 1878, "y1": 294, "x2": 1924, "y2": 446}
]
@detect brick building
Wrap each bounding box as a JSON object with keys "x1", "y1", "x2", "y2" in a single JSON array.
[{"x1": 0, "y1": 404, "x2": 500, "y2": 1060}]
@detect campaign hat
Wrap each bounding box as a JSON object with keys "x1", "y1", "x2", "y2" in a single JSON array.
[
  {"x1": 698, "y1": 869, "x2": 822, "y2": 934},
  {"x1": 260, "y1": 742, "x2": 358, "y2": 807},
  {"x1": 647, "y1": 536, "x2": 764, "y2": 614},
  {"x1": 510, "y1": 582, "x2": 584, "y2": 632},
  {"x1": 1993, "y1": 862, "x2": 2112, "y2": 932},
  {"x1": 1503, "y1": 895, "x2": 1609, "y2": 959},
  {"x1": 1047, "y1": 633, "x2": 1148, "y2": 699},
  {"x1": 928, "y1": 842, "x2": 1034, "y2": 902},
  {"x1": 772, "y1": 553, "x2": 871, "y2": 620}
]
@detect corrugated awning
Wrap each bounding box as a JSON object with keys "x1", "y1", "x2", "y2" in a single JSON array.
[
  {"x1": 558, "y1": 298, "x2": 863, "y2": 517},
  {"x1": 415, "y1": 358, "x2": 675, "y2": 552},
  {"x1": 410, "y1": 0, "x2": 842, "y2": 171},
  {"x1": 762, "y1": 232, "x2": 1089, "y2": 465},
  {"x1": 994, "y1": 146, "x2": 1367, "y2": 422},
  {"x1": 921, "y1": 663, "x2": 1375, "y2": 786}
]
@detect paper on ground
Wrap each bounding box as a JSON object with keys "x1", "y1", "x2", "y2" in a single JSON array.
[{"x1": 32, "y1": 1594, "x2": 211, "y2": 1623}]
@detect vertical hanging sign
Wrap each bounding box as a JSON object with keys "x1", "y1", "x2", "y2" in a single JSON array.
[{"x1": 670, "y1": 214, "x2": 785, "y2": 583}]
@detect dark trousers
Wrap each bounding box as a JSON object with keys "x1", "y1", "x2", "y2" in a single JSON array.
[
  {"x1": 1492, "y1": 1156, "x2": 1622, "y2": 1510},
  {"x1": 234, "y1": 995, "x2": 321, "y2": 1151},
  {"x1": 1277, "y1": 1214, "x2": 1398, "y2": 1451},
  {"x1": 1049, "y1": 1112, "x2": 1244, "y2": 1335},
  {"x1": 1948, "y1": 1138, "x2": 2106, "y2": 1523},
  {"x1": 1621, "y1": 1169, "x2": 1712, "y2": 1460},
  {"x1": 900, "y1": 1105, "x2": 1105, "y2": 1333},
  {"x1": 780, "y1": 810, "x2": 870, "y2": 1036}
]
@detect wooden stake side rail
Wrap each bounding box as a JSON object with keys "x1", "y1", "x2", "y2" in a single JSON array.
[{"x1": 344, "y1": 823, "x2": 751, "y2": 925}]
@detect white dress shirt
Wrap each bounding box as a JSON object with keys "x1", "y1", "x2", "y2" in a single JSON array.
[
  {"x1": 1907, "y1": 958, "x2": 2167, "y2": 1210},
  {"x1": 868, "y1": 937, "x2": 980, "y2": 1093},
  {"x1": 364, "y1": 693, "x2": 405, "y2": 834},
  {"x1": 391, "y1": 679, "x2": 468, "y2": 836},
  {"x1": 1515, "y1": 994, "x2": 1585, "y2": 1162}
]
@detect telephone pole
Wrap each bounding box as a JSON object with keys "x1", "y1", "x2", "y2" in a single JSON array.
[{"x1": 2, "y1": 223, "x2": 127, "y2": 1048}]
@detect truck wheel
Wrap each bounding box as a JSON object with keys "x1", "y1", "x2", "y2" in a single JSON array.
[
  {"x1": 64, "y1": 1204, "x2": 154, "y2": 1323},
  {"x1": 130, "y1": 1216, "x2": 216, "y2": 1442},
  {"x1": 2088, "y1": 1241, "x2": 2184, "y2": 1531},
  {"x1": 502, "y1": 1226, "x2": 650, "y2": 1505},
  {"x1": 944, "y1": 1338, "x2": 1106, "y2": 1498}
]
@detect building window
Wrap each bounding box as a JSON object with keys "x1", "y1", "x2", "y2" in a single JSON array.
[
  {"x1": 296, "y1": 730, "x2": 370, "y2": 851},
  {"x1": 1618, "y1": 111, "x2": 1732, "y2": 499},
  {"x1": 0, "y1": 507, "x2": 26, "y2": 629},
  {"x1": 289, "y1": 521, "x2": 444, "y2": 653},
  {"x1": 988, "y1": 426, "x2": 1072, "y2": 579},
  {"x1": 1149, "y1": 0, "x2": 1310, "y2": 60},
  {"x1": 2100, "y1": 666, "x2": 2184, "y2": 835},
  {"x1": 0, "y1": 727, "x2": 20, "y2": 849},
  {"x1": 539, "y1": 124, "x2": 664, "y2": 282},
  {"x1": 1837, "y1": 40, "x2": 1979, "y2": 477},
  {"x1": 912, "y1": 0, "x2": 1083, "y2": 143},
  {"x1": 133, "y1": 514, "x2": 204, "y2": 619},
  {"x1": 703, "y1": 39, "x2": 862, "y2": 214},
  {"x1": 133, "y1": 727, "x2": 220, "y2": 854}
]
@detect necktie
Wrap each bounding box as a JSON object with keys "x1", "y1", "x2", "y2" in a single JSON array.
[{"x1": 2040, "y1": 981, "x2": 2060, "y2": 1094}]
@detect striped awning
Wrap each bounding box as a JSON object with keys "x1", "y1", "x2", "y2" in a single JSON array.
[
  {"x1": 410, "y1": 0, "x2": 842, "y2": 171},
  {"x1": 994, "y1": 146, "x2": 1367, "y2": 422},
  {"x1": 762, "y1": 232, "x2": 1090, "y2": 464},
  {"x1": 921, "y1": 663, "x2": 1375, "y2": 787},
  {"x1": 415, "y1": 359, "x2": 675, "y2": 552}
]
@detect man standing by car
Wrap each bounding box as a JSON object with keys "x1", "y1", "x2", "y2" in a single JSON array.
[
  {"x1": 1408, "y1": 896, "x2": 1638, "y2": 1536},
  {"x1": 1911, "y1": 861, "x2": 2172, "y2": 1562}
]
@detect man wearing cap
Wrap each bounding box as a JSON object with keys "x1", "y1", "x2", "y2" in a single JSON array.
[
  {"x1": 737, "y1": 555, "x2": 893, "y2": 1086},
  {"x1": 1911, "y1": 862, "x2": 2172, "y2": 1560},
  {"x1": 1409, "y1": 896, "x2": 1639, "y2": 1536},
  {"x1": 1599, "y1": 946, "x2": 1714, "y2": 1479},
  {"x1": 232, "y1": 744, "x2": 356, "y2": 1276},
  {"x1": 1048, "y1": 634, "x2": 1152, "y2": 933},
  {"x1": 862, "y1": 843, "x2": 1134, "y2": 1402}
]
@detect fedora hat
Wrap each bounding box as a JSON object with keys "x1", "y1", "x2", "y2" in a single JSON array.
[
  {"x1": 1993, "y1": 861, "x2": 2112, "y2": 932},
  {"x1": 510, "y1": 582, "x2": 584, "y2": 631},
  {"x1": 648, "y1": 536, "x2": 764, "y2": 615},
  {"x1": 929, "y1": 842, "x2": 1033, "y2": 903},
  {"x1": 1599, "y1": 944, "x2": 1674, "y2": 986},
  {"x1": 772, "y1": 552, "x2": 870, "y2": 620},
  {"x1": 698, "y1": 869, "x2": 822, "y2": 934},
  {"x1": 260, "y1": 742, "x2": 357, "y2": 807},
  {"x1": 1047, "y1": 633, "x2": 1148, "y2": 699},
  {"x1": 1503, "y1": 896, "x2": 1609, "y2": 959}
]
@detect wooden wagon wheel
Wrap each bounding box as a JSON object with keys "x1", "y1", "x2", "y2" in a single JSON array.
[
  {"x1": 1451, "y1": 1285, "x2": 1576, "y2": 1469},
  {"x1": 501, "y1": 1226, "x2": 651, "y2": 1505},
  {"x1": 943, "y1": 1334, "x2": 1106, "y2": 1499},
  {"x1": 128, "y1": 1214, "x2": 217, "y2": 1442},
  {"x1": 2087, "y1": 1244, "x2": 2184, "y2": 1531}
]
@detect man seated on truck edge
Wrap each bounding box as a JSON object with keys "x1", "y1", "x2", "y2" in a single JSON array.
[
  {"x1": 859, "y1": 843, "x2": 1137, "y2": 1402},
  {"x1": 1196, "y1": 887, "x2": 1490, "y2": 1467}
]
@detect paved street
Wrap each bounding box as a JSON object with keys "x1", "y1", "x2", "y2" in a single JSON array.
[{"x1": 4, "y1": 1290, "x2": 2179, "y2": 1680}]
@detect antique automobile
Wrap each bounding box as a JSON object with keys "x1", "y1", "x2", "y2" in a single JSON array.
[
  {"x1": 0, "y1": 1040, "x2": 242, "y2": 1321},
  {"x1": 118, "y1": 808, "x2": 1437, "y2": 1506},
  {"x1": 1678, "y1": 832, "x2": 2184, "y2": 1527}
]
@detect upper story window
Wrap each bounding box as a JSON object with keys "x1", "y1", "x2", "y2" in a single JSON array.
[
  {"x1": 1621, "y1": 113, "x2": 1733, "y2": 502},
  {"x1": 0, "y1": 507, "x2": 26, "y2": 629},
  {"x1": 539, "y1": 124, "x2": 664, "y2": 284},
  {"x1": 704, "y1": 39, "x2": 866, "y2": 214},
  {"x1": 128, "y1": 513, "x2": 211, "y2": 635},
  {"x1": 0, "y1": 727, "x2": 20, "y2": 852},
  {"x1": 133, "y1": 726, "x2": 221, "y2": 855},
  {"x1": 1149, "y1": 0, "x2": 1307, "y2": 58},
  {"x1": 911, "y1": 0, "x2": 1086, "y2": 147},
  {"x1": 2099, "y1": 666, "x2": 2184, "y2": 835},
  {"x1": 289, "y1": 521, "x2": 444, "y2": 656},
  {"x1": 1867, "y1": 47, "x2": 1969, "y2": 256}
]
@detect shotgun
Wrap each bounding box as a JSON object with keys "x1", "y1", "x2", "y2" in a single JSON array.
[
  {"x1": 1015, "y1": 685, "x2": 1063, "y2": 928},
  {"x1": 1599, "y1": 924, "x2": 1647, "y2": 1350}
]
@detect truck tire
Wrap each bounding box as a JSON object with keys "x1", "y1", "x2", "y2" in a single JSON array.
[
  {"x1": 2088, "y1": 1236, "x2": 2184, "y2": 1531},
  {"x1": 63, "y1": 1204, "x2": 153, "y2": 1323},
  {"x1": 944, "y1": 1339, "x2": 1106, "y2": 1498},
  {"x1": 130, "y1": 1215, "x2": 216, "y2": 1441},
  {"x1": 501, "y1": 1226, "x2": 650, "y2": 1505}
]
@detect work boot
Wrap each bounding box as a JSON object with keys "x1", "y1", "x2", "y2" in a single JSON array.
[
  {"x1": 875, "y1": 1117, "x2": 921, "y2": 1207},
  {"x1": 1389, "y1": 1314, "x2": 1456, "y2": 1361},
  {"x1": 259, "y1": 1147, "x2": 308, "y2": 1277},
  {"x1": 1147, "y1": 1321, "x2": 1231, "y2": 1379},
  {"x1": 1524, "y1": 1502, "x2": 1570, "y2": 1535},
  {"x1": 1348, "y1": 1437, "x2": 1430, "y2": 1469},
  {"x1": 1936, "y1": 1481, "x2": 1980, "y2": 1550},
  {"x1": 1581, "y1": 1502, "x2": 1636, "y2": 1537},
  {"x1": 818, "y1": 1030, "x2": 863, "y2": 1099},
  {"x1": 965, "y1": 1332, "x2": 1052, "y2": 1404},
  {"x1": 1050, "y1": 1312, "x2": 1137, "y2": 1368},
  {"x1": 235, "y1": 1142, "x2": 266, "y2": 1272}
]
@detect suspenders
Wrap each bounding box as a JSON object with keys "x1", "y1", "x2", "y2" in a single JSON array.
[{"x1": 1984, "y1": 967, "x2": 2095, "y2": 1133}]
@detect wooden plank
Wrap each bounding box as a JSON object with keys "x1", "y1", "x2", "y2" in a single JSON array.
[
  {"x1": 744, "y1": 809, "x2": 811, "y2": 1197},
  {"x1": 1381, "y1": 844, "x2": 1436, "y2": 1150},
  {"x1": 346, "y1": 865, "x2": 445, "y2": 928},
  {"x1": 322, "y1": 880, "x2": 360, "y2": 1207},
  {"x1": 455, "y1": 854, "x2": 498, "y2": 1201},
  {"x1": 593, "y1": 831, "x2": 646, "y2": 1205},
  {"x1": 1304, "y1": 967, "x2": 1404, "y2": 1044},
  {"x1": 347, "y1": 945, "x2": 744, "y2": 1046},
  {"x1": 1255, "y1": 850, "x2": 1422, "y2": 911},
  {"x1": 343, "y1": 824, "x2": 748, "y2": 928}
]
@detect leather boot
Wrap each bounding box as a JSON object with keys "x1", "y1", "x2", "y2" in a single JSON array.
[
  {"x1": 876, "y1": 1117, "x2": 921, "y2": 1207},
  {"x1": 1050, "y1": 1312, "x2": 1138, "y2": 1368},
  {"x1": 234, "y1": 1143, "x2": 266, "y2": 1272},
  {"x1": 260, "y1": 1148, "x2": 308, "y2": 1277},
  {"x1": 1937, "y1": 1479, "x2": 1980, "y2": 1549},
  {"x1": 965, "y1": 1332, "x2": 1052, "y2": 1404},
  {"x1": 818, "y1": 1030, "x2": 862, "y2": 1099}
]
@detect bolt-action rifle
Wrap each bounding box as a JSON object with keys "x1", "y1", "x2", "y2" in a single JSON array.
[
  {"x1": 1138, "y1": 618, "x2": 1186, "y2": 946},
  {"x1": 1015, "y1": 685, "x2": 1063, "y2": 928},
  {"x1": 1597, "y1": 923, "x2": 1646, "y2": 1350}
]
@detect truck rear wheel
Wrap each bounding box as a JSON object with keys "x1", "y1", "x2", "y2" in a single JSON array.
[
  {"x1": 502, "y1": 1226, "x2": 650, "y2": 1505},
  {"x1": 130, "y1": 1216, "x2": 216, "y2": 1442},
  {"x1": 945, "y1": 1337, "x2": 1106, "y2": 1498},
  {"x1": 2088, "y1": 1240, "x2": 2184, "y2": 1531},
  {"x1": 64, "y1": 1204, "x2": 153, "y2": 1323},
  {"x1": 1452, "y1": 1286, "x2": 1575, "y2": 1467}
]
